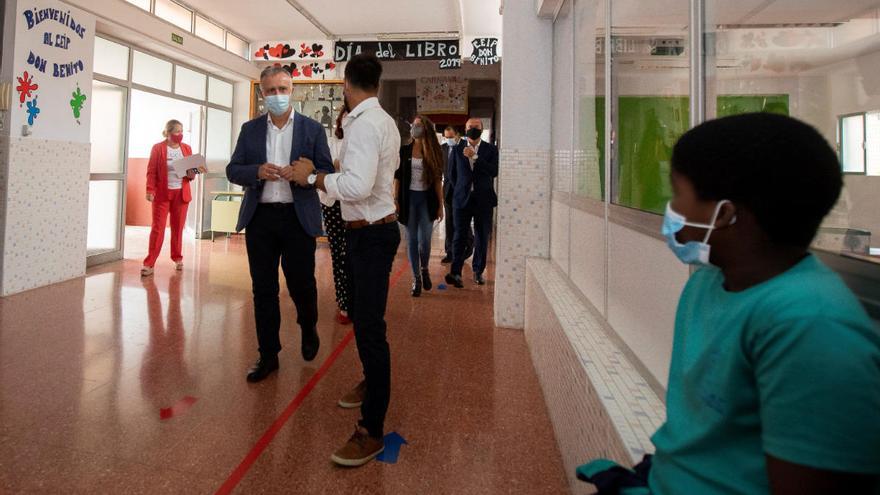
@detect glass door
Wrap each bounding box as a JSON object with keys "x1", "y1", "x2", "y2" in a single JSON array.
[{"x1": 87, "y1": 80, "x2": 129, "y2": 265}]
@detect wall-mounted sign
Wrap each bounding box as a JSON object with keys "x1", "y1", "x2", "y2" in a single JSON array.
[
  {"x1": 439, "y1": 57, "x2": 462, "y2": 70},
  {"x1": 253, "y1": 40, "x2": 332, "y2": 61},
  {"x1": 171, "y1": 33, "x2": 183, "y2": 45},
  {"x1": 12, "y1": 1, "x2": 95, "y2": 142},
  {"x1": 416, "y1": 76, "x2": 468, "y2": 114},
  {"x1": 334, "y1": 40, "x2": 460, "y2": 62},
  {"x1": 469, "y1": 38, "x2": 499, "y2": 65}
]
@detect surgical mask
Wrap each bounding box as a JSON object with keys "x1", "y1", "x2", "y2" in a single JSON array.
[
  {"x1": 264, "y1": 94, "x2": 290, "y2": 116},
  {"x1": 169, "y1": 132, "x2": 183, "y2": 144},
  {"x1": 411, "y1": 124, "x2": 425, "y2": 140},
  {"x1": 466, "y1": 127, "x2": 482, "y2": 140},
  {"x1": 661, "y1": 200, "x2": 732, "y2": 266},
  {"x1": 446, "y1": 137, "x2": 457, "y2": 146}
]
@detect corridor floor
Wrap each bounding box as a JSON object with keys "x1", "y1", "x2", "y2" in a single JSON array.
[{"x1": 0, "y1": 230, "x2": 570, "y2": 494}]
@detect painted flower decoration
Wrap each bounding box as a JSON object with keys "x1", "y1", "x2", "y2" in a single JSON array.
[
  {"x1": 26, "y1": 97, "x2": 40, "y2": 126},
  {"x1": 16, "y1": 71, "x2": 39, "y2": 106},
  {"x1": 70, "y1": 86, "x2": 87, "y2": 121}
]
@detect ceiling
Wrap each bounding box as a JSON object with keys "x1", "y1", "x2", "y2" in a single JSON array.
[{"x1": 182, "y1": 0, "x2": 502, "y2": 42}]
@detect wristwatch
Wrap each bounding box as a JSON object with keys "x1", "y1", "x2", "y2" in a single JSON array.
[{"x1": 307, "y1": 171, "x2": 318, "y2": 185}]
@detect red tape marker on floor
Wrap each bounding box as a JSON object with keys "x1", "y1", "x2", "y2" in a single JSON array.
[
  {"x1": 215, "y1": 262, "x2": 409, "y2": 495},
  {"x1": 160, "y1": 396, "x2": 198, "y2": 420}
]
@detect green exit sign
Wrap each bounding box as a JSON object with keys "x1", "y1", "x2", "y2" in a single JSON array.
[{"x1": 172, "y1": 33, "x2": 183, "y2": 45}]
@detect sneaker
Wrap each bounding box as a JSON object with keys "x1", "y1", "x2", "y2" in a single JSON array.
[
  {"x1": 330, "y1": 426, "x2": 384, "y2": 467},
  {"x1": 338, "y1": 380, "x2": 366, "y2": 409}
]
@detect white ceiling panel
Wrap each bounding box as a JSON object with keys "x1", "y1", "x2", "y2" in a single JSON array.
[
  {"x1": 297, "y1": 0, "x2": 460, "y2": 37},
  {"x1": 183, "y1": 0, "x2": 326, "y2": 41}
]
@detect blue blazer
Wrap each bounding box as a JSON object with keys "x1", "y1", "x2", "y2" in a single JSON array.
[
  {"x1": 449, "y1": 139, "x2": 499, "y2": 209},
  {"x1": 226, "y1": 112, "x2": 334, "y2": 236}
]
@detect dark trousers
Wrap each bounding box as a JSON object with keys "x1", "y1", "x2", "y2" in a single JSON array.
[
  {"x1": 444, "y1": 197, "x2": 473, "y2": 257},
  {"x1": 346, "y1": 222, "x2": 400, "y2": 438},
  {"x1": 451, "y1": 201, "x2": 493, "y2": 276},
  {"x1": 245, "y1": 204, "x2": 318, "y2": 358}
]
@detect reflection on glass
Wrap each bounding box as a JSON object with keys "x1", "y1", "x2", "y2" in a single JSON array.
[
  {"x1": 575, "y1": 0, "x2": 605, "y2": 200},
  {"x1": 708, "y1": 1, "x2": 880, "y2": 256}
]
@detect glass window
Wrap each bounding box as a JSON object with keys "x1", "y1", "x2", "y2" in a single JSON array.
[
  {"x1": 208, "y1": 77, "x2": 233, "y2": 108},
  {"x1": 574, "y1": 0, "x2": 605, "y2": 201},
  {"x1": 94, "y1": 37, "x2": 130, "y2": 80},
  {"x1": 611, "y1": 1, "x2": 690, "y2": 214},
  {"x1": 129, "y1": 90, "x2": 203, "y2": 159},
  {"x1": 175, "y1": 65, "x2": 207, "y2": 100},
  {"x1": 206, "y1": 108, "x2": 232, "y2": 168},
  {"x1": 132, "y1": 50, "x2": 172, "y2": 92},
  {"x1": 125, "y1": 0, "x2": 150, "y2": 10},
  {"x1": 226, "y1": 33, "x2": 249, "y2": 59},
  {"x1": 195, "y1": 16, "x2": 225, "y2": 48},
  {"x1": 841, "y1": 114, "x2": 866, "y2": 173},
  {"x1": 866, "y1": 111, "x2": 880, "y2": 176},
  {"x1": 90, "y1": 81, "x2": 128, "y2": 174},
  {"x1": 87, "y1": 181, "x2": 122, "y2": 256},
  {"x1": 155, "y1": 0, "x2": 192, "y2": 32}
]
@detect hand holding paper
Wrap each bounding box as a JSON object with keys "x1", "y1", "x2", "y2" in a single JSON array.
[{"x1": 170, "y1": 153, "x2": 208, "y2": 178}]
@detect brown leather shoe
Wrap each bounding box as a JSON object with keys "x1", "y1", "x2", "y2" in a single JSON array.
[
  {"x1": 338, "y1": 380, "x2": 366, "y2": 409},
  {"x1": 331, "y1": 426, "x2": 384, "y2": 467}
]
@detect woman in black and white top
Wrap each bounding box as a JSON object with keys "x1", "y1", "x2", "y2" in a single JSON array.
[{"x1": 395, "y1": 115, "x2": 445, "y2": 297}]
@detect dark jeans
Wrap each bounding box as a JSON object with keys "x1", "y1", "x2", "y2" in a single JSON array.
[
  {"x1": 346, "y1": 222, "x2": 400, "y2": 438},
  {"x1": 406, "y1": 190, "x2": 433, "y2": 277},
  {"x1": 451, "y1": 201, "x2": 493, "y2": 276},
  {"x1": 245, "y1": 204, "x2": 318, "y2": 358},
  {"x1": 444, "y1": 197, "x2": 472, "y2": 257}
]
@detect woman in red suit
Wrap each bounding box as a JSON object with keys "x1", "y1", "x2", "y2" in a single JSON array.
[{"x1": 141, "y1": 119, "x2": 195, "y2": 277}]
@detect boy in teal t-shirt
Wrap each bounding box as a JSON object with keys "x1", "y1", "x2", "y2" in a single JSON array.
[{"x1": 579, "y1": 113, "x2": 880, "y2": 494}]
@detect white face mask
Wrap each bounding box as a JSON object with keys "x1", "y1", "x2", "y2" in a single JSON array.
[{"x1": 661, "y1": 200, "x2": 734, "y2": 266}]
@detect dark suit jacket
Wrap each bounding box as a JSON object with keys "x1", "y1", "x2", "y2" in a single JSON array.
[
  {"x1": 226, "y1": 112, "x2": 334, "y2": 236},
  {"x1": 441, "y1": 142, "x2": 456, "y2": 202},
  {"x1": 448, "y1": 139, "x2": 499, "y2": 210},
  {"x1": 395, "y1": 143, "x2": 442, "y2": 225}
]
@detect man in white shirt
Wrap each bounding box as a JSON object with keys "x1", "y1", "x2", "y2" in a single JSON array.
[
  {"x1": 226, "y1": 66, "x2": 334, "y2": 383},
  {"x1": 291, "y1": 54, "x2": 400, "y2": 468}
]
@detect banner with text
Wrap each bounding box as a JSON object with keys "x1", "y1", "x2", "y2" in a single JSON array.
[{"x1": 334, "y1": 40, "x2": 460, "y2": 62}]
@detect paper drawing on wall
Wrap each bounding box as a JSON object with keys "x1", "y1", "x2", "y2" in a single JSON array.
[
  {"x1": 299, "y1": 43, "x2": 324, "y2": 58},
  {"x1": 16, "y1": 71, "x2": 39, "y2": 106},
  {"x1": 26, "y1": 96, "x2": 40, "y2": 125},
  {"x1": 255, "y1": 43, "x2": 296, "y2": 60},
  {"x1": 269, "y1": 61, "x2": 336, "y2": 79},
  {"x1": 70, "y1": 84, "x2": 87, "y2": 124}
]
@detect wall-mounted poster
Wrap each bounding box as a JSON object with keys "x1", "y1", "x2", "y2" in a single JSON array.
[
  {"x1": 416, "y1": 76, "x2": 468, "y2": 114},
  {"x1": 335, "y1": 40, "x2": 460, "y2": 62},
  {"x1": 470, "y1": 38, "x2": 500, "y2": 65},
  {"x1": 253, "y1": 40, "x2": 333, "y2": 61},
  {"x1": 256, "y1": 61, "x2": 341, "y2": 81},
  {"x1": 11, "y1": 1, "x2": 96, "y2": 142}
]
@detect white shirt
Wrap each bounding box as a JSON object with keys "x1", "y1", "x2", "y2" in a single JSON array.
[
  {"x1": 323, "y1": 97, "x2": 401, "y2": 222},
  {"x1": 167, "y1": 146, "x2": 184, "y2": 189},
  {"x1": 260, "y1": 112, "x2": 295, "y2": 203},
  {"x1": 318, "y1": 136, "x2": 344, "y2": 207},
  {"x1": 409, "y1": 157, "x2": 428, "y2": 191}
]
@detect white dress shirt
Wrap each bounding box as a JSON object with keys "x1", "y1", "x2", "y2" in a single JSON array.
[
  {"x1": 167, "y1": 146, "x2": 183, "y2": 189},
  {"x1": 260, "y1": 112, "x2": 295, "y2": 203},
  {"x1": 323, "y1": 97, "x2": 401, "y2": 222}
]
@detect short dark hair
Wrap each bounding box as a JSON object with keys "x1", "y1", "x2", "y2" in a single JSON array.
[
  {"x1": 344, "y1": 53, "x2": 382, "y2": 91},
  {"x1": 671, "y1": 113, "x2": 842, "y2": 247},
  {"x1": 444, "y1": 125, "x2": 455, "y2": 133}
]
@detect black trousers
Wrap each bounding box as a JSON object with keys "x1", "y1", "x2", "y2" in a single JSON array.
[
  {"x1": 245, "y1": 204, "x2": 318, "y2": 358},
  {"x1": 444, "y1": 197, "x2": 473, "y2": 257},
  {"x1": 451, "y1": 201, "x2": 494, "y2": 277},
  {"x1": 346, "y1": 222, "x2": 400, "y2": 438}
]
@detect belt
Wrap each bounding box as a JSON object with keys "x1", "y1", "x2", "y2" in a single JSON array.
[
  {"x1": 258, "y1": 202, "x2": 293, "y2": 208},
  {"x1": 345, "y1": 213, "x2": 397, "y2": 230}
]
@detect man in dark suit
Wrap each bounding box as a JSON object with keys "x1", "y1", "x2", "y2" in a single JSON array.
[
  {"x1": 445, "y1": 118, "x2": 498, "y2": 288},
  {"x1": 226, "y1": 66, "x2": 334, "y2": 382},
  {"x1": 441, "y1": 126, "x2": 473, "y2": 264}
]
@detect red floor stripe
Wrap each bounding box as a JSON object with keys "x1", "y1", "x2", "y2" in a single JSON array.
[{"x1": 215, "y1": 261, "x2": 409, "y2": 495}]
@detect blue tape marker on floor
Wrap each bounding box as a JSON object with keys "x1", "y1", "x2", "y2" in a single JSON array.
[
  {"x1": 437, "y1": 284, "x2": 448, "y2": 290},
  {"x1": 376, "y1": 432, "x2": 408, "y2": 464}
]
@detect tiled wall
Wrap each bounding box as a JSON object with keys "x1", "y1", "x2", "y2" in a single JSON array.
[
  {"x1": 1, "y1": 137, "x2": 90, "y2": 296},
  {"x1": 525, "y1": 258, "x2": 666, "y2": 493},
  {"x1": 494, "y1": 149, "x2": 551, "y2": 328}
]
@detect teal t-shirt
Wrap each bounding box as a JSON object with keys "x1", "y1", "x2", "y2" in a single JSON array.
[{"x1": 650, "y1": 255, "x2": 880, "y2": 495}]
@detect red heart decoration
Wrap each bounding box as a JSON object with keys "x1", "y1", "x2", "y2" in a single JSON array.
[
  {"x1": 255, "y1": 47, "x2": 266, "y2": 59},
  {"x1": 326, "y1": 62, "x2": 336, "y2": 70},
  {"x1": 303, "y1": 65, "x2": 312, "y2": 77},
  {"x1": 268, "y1": 43, "x2": 284, "y2": 58},
  {"x1": 292, "y1": 68, "x2": 301, "y2": 77},
  {"x1": 301, "y1": 43, "x2": 307, "y2": 49},
  {"x1": 316, "y1": 51, "x2": 324, "y2": 57}
]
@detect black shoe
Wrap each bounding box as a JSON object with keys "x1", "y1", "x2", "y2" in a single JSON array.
[
  {"x1": 440, "y1": 255, "x2": 452, "y2": 264},
  {"x1": 445, "y1": 273, "x2": 464, "y2": 289},
  {"x1": 475, "y1": 273, "x2": 486, "y2": 285},
  {"x1": 301, "y1": 326, "x2": 320, "y2": 362},
  {"x1": 411, "y1": 277, "x2": 422, "y2": 297},
  {"x1": 421, "y1": 269, "x2": 432, "y2": 291},
  {"x1": 246, "y1": 356, "x2": 279, "y2": 383}
]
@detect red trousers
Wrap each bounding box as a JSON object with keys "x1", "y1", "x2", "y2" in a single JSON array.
[{"x1": 144, "y1": 188, "x2": 188, "y2": 267}]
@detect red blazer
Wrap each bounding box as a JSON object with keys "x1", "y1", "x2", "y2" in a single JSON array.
[{"x1": 146, "y1": 141, "x2": 193, "y2": 202}]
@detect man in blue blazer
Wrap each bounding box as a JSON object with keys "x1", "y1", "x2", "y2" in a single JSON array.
[
  {"x1": 226, "y1": 66, "x2": 334, "y2": 382},
  {"x1": 445, "y1": 118, "x2": 498, "y2": 288}
]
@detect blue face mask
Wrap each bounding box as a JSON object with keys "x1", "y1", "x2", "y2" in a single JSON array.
[
  {"x1": 446, "y1": 137, "x2": 457, "y2": 146},
  {"x1": 661, "y1": 200, "x2": 732, "y2": 266},
  {"x1": 264, "y1": 94, "x2": 290, "y2": 116}
]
